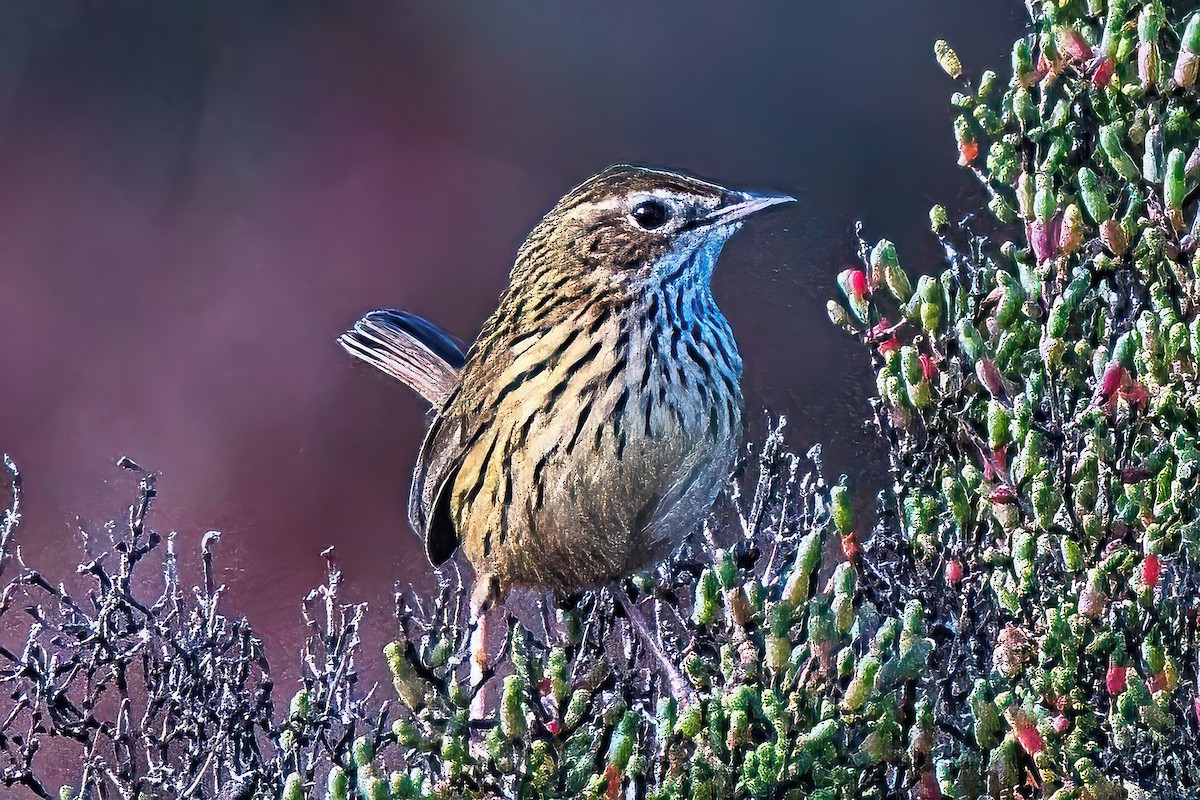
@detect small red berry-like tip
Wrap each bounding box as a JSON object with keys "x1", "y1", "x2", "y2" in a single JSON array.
[
  {"x1": 1096, "y1": 362, "x2": 1127, "y2": 400},
  {"x1": 1142, "y1": 553, "x2": 1162, "y2": 589},
  {"x1": 957, "y1": 140, "x2": 979, "y2": 167},
  {"x1": 1026, "y1": 218, "x2": 1059, "y2": 264},
  {"x1": 976, "y1": 358, "x2": 1008, "y2": 400},
  {"x1": 849, "y1": 269, "x2": 869, "y2": 298},
  {"x1": 841, "y1": 533, "x2": 860, "y2": 562},
  {"x1": 1106, "y1": 664, "x2": 1128, "y2": 696},
  {"x1": 920, "y1": 354, "x2": 937, "y2": 381},
  {"x1": 1057, "y1": 28, "x2": 1093, "y2": 62},
  {"x1": 1014, "y1": 721, "x2": 1044, "y2": 754},
  {"x1": 988, "y1": 484, "x2": 1018, "y2": 504},
  {"x1": 1122, "y1": 381, "x2": 1149, "y2": 409},
  {"x1": 1091, "y1": 55, "x2": 1115, "y2": 87},
  {"x1": 603, "y1": 764, "x2": 622, "y2": 800},
  {"x1": 877, "y1": 337, "x2": 900, "y2": 357}
]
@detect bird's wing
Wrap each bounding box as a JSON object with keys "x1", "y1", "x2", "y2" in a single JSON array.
[
  {"x1": 338, "y1": 309, "x2": 466, "y2": 406},
  {"x1": 407, "y1": 333, "x2": 513, "y2": 566},
  {"x1": 408, "y1": 394, "x2": 476, "y2": 565}
]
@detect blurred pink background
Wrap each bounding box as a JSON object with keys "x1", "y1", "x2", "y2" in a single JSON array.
[{"x1": 0, "y1": 3, "x2": 1024, "y2": 681}]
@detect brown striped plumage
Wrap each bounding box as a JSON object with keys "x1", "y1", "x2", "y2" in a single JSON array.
[{"x1": 342, "y1": 165, "x2": 791, "y2": 601}]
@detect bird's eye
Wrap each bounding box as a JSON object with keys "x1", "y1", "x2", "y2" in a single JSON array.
[{"x1": 630, "y1": 200, "x2": 670, "y2": 230}]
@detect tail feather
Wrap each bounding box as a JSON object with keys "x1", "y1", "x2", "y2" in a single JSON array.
[{"x1": 339, "y1": 309, "x2": 465, "y2": 406}]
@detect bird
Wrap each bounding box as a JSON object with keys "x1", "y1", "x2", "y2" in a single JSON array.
[{"x1": 340, "y1": 164, "x2": 791, "y2": 695}]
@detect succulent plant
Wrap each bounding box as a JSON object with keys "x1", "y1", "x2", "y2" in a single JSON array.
[{"x1": 829, "y1": 2, "x2": 1200, "y2": 795}]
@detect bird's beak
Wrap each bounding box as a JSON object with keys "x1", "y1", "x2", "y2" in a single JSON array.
[{"x1": 700, "y1": 190, "x2": 795, "y2": 227}]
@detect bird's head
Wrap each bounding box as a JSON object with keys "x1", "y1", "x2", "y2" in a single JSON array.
[{"x1": 517, "y1": 165, "x2": 793, "y2": 292}]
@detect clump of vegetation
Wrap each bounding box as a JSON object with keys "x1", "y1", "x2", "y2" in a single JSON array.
[
  {"x1": 831, "y1": 1, "x2": 1200, "y2": 794},
  {"x1": 0, "y1": 457, "x2": 381, "y2": 799},
  {"x1": 5, "y1": 1, "x2": 1200, "y2": 797}
]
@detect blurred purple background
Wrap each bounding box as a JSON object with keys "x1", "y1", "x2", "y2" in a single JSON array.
[{"x1": 0, "y1": 3, "x2": 1024, "y2": 681}]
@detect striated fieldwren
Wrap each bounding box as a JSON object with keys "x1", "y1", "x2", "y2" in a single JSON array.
[{"x1": 340, "y1": 165, "x2": 790, "y2": 687}]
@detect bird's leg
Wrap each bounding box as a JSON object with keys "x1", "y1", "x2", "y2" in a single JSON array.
[
  {"x1": 538, "y1": 590, "x2": 560, "y2": 646},
  {"x1": 611, "y1": 585, "x2": 697, "y2": 706},
  {"x1": 468, "y1": 573, "x2": 501, "y2": 690}
]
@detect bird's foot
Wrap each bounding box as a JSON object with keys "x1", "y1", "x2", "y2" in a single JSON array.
[{"x1": 538, "y1": 589, "x2": 566, "y2": 647}]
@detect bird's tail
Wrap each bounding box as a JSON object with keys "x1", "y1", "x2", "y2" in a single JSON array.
[{"x1": 338, "y1": 309, "x2": 466, "y2": 406}]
